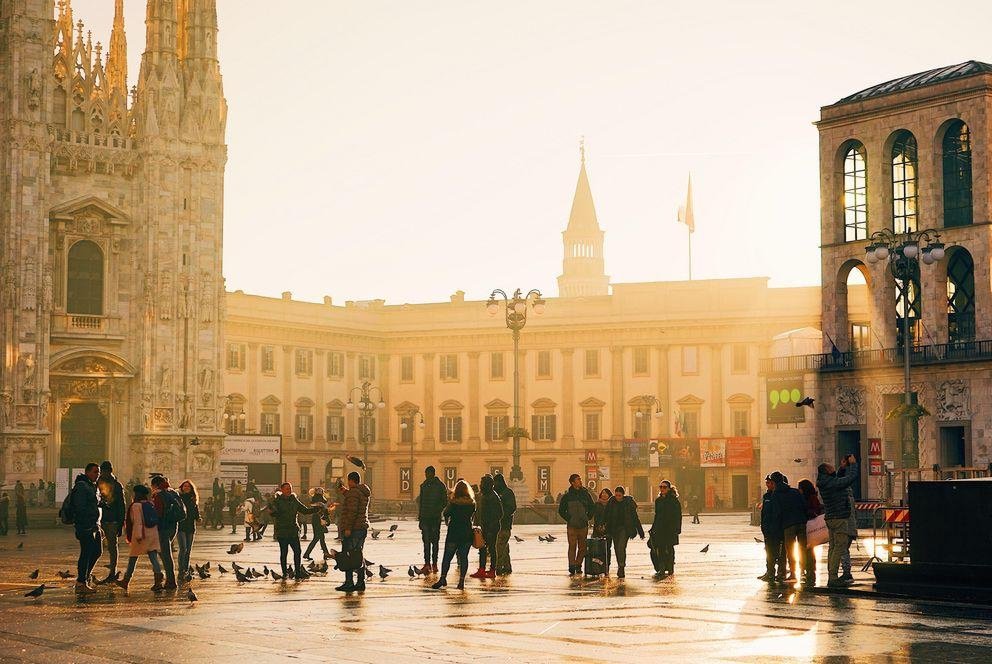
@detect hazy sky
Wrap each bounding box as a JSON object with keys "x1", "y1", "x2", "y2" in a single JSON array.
[{"x1": 75, "y1": 0, "x2": 992, "y2": 304}]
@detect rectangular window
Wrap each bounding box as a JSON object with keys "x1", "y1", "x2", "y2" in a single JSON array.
[
  {"x1": 327, "y1": 352, "x2": 344, "y2": 378},
  {"x1": 439, "y1": 415, "x2": 463, "y2": 443},
  {"x1": 261, "y1": 412, "x2": 279, "y2": 436},
  {"x1": 485, "y1": 415, "x2": 508, "y2": 441},
  {"x1": 400, "y1": 356, "x2": 414, "y2": 382},
  {"x1": 683, "y1": 411, "x2": 700, "y2": 438},
  {"x1": 400, "y1": 415, "x2": 415, "y2": 443},
  {"x1": 851, "y1": 323, "x2": 870, "y2": 352},
  {"x1": 440, "y1": 354, "x2": 458, "y2": 380},
  {"x1": 358, "y1": 416, "x2": 377, "y2": 442},
  {"x1": 261, "y1": 346, "x2": 275, "y2": 373},
  {"x1": 295, "y1": 349, "x2": 313, "y2": 377},
  {"x1": 732, "y1": 345, "x2": 748, "y2": 374},
  {"x1": 632, "y1": 413, "x2": 651, "y2": 439},
  {"x1": 490, "y1": 352, "x2": 504, "y2": 379},
  {"x1": 299, "y1": 466, "x2": 310, "y2": 494},
  {"x1": 326, "y1": 415, "x2": 344, "y2": 442},
  {"x1": 732, "y1": 409, "x2": 750, "y2": 437},
  {"x1": 532, "y1": 414, "x2": 557, "y2": 441},
  {"x1": 633, "y1": 347, "x2": 649, "y2": 375},
  {"x1": 584, "y1": 412, "x2": 601, "y2": 441},
  {"x1": 295, "y1": 414, "x2": 313, "y2": 442},
  {"x1": 358, "y1": 355, "x2": 375, "y2": 381},
  {"x1": 537, "y1": 350, "x2": 552, "y2": 378},
  {"x1": 584, "y1": 349, "x2": 599, "y2": 377},
  {"x1": 682, "y1": 346, "x2": 698, "y2": 375},
  {"x1": 226, "y1": 343, "x2": 246, "y2": 370}
]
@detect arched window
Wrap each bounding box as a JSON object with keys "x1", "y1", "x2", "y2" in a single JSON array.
[
  {"x1": 891, "y1": 131, "x2": 918, "y2": 233},
  {"x1": 66, "y1": 240, "x2": 103, "y2": 315},
  {"x1": 843, "y1": 142, "x2": 867, "y2": 241},
  {"x1": 947, "y1": 249, "x2": 975, "y2": 344},
  {"x1": 894, "y1": 263, "x2": 921, "y2": 349},
  {"x1": 942, "y1": 121, "x2": 973, "y2": 227}
]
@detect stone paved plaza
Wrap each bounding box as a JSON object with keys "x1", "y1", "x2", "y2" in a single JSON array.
[{"x1": 0, "y1": 515, "x2": 990, "y2": 663}]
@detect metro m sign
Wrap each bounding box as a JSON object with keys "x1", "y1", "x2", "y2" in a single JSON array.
[{"x1": 585, "y1": 449, "x2": 598, "y2": 464}]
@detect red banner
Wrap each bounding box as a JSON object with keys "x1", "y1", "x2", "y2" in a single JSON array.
[{"x1": 726, "y1": 437, "x2": 754, "y2": 467}]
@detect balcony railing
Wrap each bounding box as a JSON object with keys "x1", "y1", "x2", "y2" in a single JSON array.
[
  {"x1": 760, "y1": 338, "x2": 992, "y2": 374},
  {"x1": 51, "y1": 314, "x2": 122, "y2": 337}
]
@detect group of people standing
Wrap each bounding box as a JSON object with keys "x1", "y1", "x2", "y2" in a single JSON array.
[
  {"x1": 760, "y1": 455, "x2": 860, "y2": 588},
  {"x1": 64, "y1": 459, "x2": 202, "y2": 595},
  {"x1": 0, "y1": 481, "x2": 30, "y2": 535}
]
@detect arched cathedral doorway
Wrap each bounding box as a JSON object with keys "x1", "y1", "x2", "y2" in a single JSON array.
[{"x1": 59, "y1": 402, "x2": 107, "y2": 468}]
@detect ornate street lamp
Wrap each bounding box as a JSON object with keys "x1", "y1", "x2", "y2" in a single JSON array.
[
  {"x1": 486, "y1": 288, "x2": 546, "y2": 484},
  {"x1": 864, "y1": 228, "x2": 945, "y2": 468},
  {"x1": 399, "y1": 408, "x2": 425, "y2": 493},
  {"x1": 632, "y1": 394, "x2": 664, "y2": 435},
  {"x1": 346, "y1": 381, "x2": 386, "y2": 488}
]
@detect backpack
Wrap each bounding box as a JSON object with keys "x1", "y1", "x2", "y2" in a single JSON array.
[
  {"x1": 58, "y1": 486, "x2": 76, "y2": 525},
  {"x1": 161, "y1": 489, "x2": 187, "y2": 523}
]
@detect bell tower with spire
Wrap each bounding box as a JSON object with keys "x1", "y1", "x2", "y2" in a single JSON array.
[{"x1": 557, "y1": 139, "x2": 610, "y2": 298}]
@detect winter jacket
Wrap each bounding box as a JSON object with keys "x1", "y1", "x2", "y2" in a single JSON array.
[
  {"x1": 650, "y1": 492, "x2": 682, "y2": 547},
  {"x1": 442, "y1": 495, "x2": 476, "y2": 545},
  {"x1": 557, "y1": 486, "x2": 595, "y2": 529},
  {"x1": 417, "y1": 476, "x2": 449, "y2": 525},
  {"x1": 604, "y1": 495, "x2": 645, "y2": 539},
  {"x1": 125, "y1": 501, "x2": 161, "y2": 556},
  {"x1": 816, "y1": 462, "x2": 859, "y2": 520},
  {"x1": 97, "y1": 472, "x2": 126, "y2": 524},
  {"x1": 178, "y1": 492, "x2": 201, "y2": 534},
  {"x1": 592, "y1": 499, "x2": 611, "y2": 537},
  {"x1": 309, "y1": 496, "x2": 330, "y2": 531},
  {"x1": 803, "y1": 492, "x2": 824, "y2": 520},
  {"x1": 760, "y1": 489, "x2": 780, "y2": 538},
  {"x1": 339, "y1": 484, "x2": 372, "y2": 532},
  {"x1": 493, "y1": 476, "x2": 517, "y2": 530},
  {"x1": 268, "y1": 492, "x2": 317, "y2": 539},
  {"x1": 476, "y1": 488, "x2": 503, "y2": 533},
  {"x1": 70, "y1": 474, "x2": 101, "y2": 533},
  {"x1": 773, "y1": 483, "x2": 807, "y2": 529},
  {"x1": 152, "y1": 483, "x2": 183, "y2": 527}
]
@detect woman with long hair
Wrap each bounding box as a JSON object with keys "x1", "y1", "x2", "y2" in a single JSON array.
[
  {"x1": 176, "y1": 480, "x2": 201, "y2": 582},
  {"x1": 649, "y1": 479, "x2": 682, "y2": 578},
  {"x1": 797, "y1": 479, "x2": 823, "y2": 588},
  {"x1": 115, "y1": 485, "x2": 163, "y2": 592},
  {"x1": 431, "y1": 480, "x2": 476, "y2": 590}
]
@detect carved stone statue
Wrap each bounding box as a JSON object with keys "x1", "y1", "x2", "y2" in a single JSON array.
[
  {"x1": 21, "y1": 353, "x2": 36, "y2": 388},
  {"x1": 0, "y1": 391, "x2": 12, "y2": 429},
  {"x1": 140, "y1": 392, "x2": 153, "y2": 430},
  {"x1": 25, "y1": 68, "x2": 41, "y2": 110},
  {"x1": 159, "y1": 366, "x2": 172, "y2": 401},
  {"x1": 41, "y1": 268, "x2": 53, "y2": 310},
  {"x1": 199, "y1": 365, "x2": 214, "y2": 404},
  {"x1": 835, "y1": 386, "x2": 864, "y2": 426},
  {"x1": 936, "y1": 380, "x2": 969, "y2": 421},
  {"x1": 38, "y1": 391, "x2": 51, "y2": 422},
  {"x1": 178, "y1": 393, "x2": 194, "y2": 429},
  {"x1": 2, "y1": 261, "x2": 17, "y2": 308},
  {"x1": 199, "y1": 274, "x2": 215, "y2": 322}
]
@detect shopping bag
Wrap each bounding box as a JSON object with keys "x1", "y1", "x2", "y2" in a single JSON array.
[
  {"x1": 472, "y1": 526, "x2": 485, "y2": 549},
  {"x1": 806, "y1": 514, "x2": 828, "y2": 547}
]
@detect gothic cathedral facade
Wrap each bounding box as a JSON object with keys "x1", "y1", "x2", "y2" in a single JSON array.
[{"x1": 0, "y1": 0, "x2": 228, "y2": 484}]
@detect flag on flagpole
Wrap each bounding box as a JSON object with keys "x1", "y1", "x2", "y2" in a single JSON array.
[
  {"x1": 677, "y1": 174, "x2": 695, "y2": 233},
  {"x1": 673, "y1": 409, "x2": 685, "y2": 438}
]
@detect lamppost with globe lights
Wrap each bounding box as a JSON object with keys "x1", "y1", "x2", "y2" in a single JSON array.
[
  {"x1": 632, "y1": 394, "x2": 664, "y2": 433},
  {"x1": 486, "y1": 288, "x2": 546, "y2": 486},
  {"x1": 400, "y1": 408, "x2": 425, "y2": 493},
  {"x1": 864, "y1": 228, "x2": 945, "y2": 467},
  {"x1": 221, "y1": 394, "x2": 247, "y2": 434},
  {"x1": 346, "y1": 381, "x2": 386, "y2": 488}
]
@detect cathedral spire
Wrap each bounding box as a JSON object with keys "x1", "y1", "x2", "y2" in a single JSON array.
[
  {"x1": 557, "y1": 139, "x2": 609, "y2": 298},
  {"x1": 182, "y1": 0, "x2": 219, "y2": 62},
  {"x1": 142, "y1": 0, "x2": 179, "y2": 65},
  {"x1": 106, "y1": 0, "x2": 128, "y2": 96}
]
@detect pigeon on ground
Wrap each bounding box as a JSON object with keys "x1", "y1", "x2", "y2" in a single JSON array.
[
  {"x1": 231, "y1": 562, "x2": 244, "y2": 572},
  {"x1": 370, "y1": 530, "x2": 380, "y2": 540},
  {"x1": 217, "y1": 565, "x2": 229, "y2": 574},
  {"x1": 545, "y1": 534, "x2": 557, "y2": 542},
  {"x1": 263, "y1": 566, "x2": 269, "y2": 576},
  {"x1": 197, "y1": 566, "x2": 210, "y2": 580},
  {"x1": 538, "y1": 535, "x2": 546, "y2": 542},
  {"x1": 202, "y1": 562, "x2": 211, "y2": 570},
  {"x1": 271, "y1": 571, "x2": 283, "y2": 581},
  {"x1": 754, "y1": 537, "x2": 763, "y2": 543},
  {"x1": 28, "y1": 569, "x2": 39, "y2": 579},
  {"x1": 57, "y1": 570, "x2": 73, "y2": 579},
  {"x1": 363, "y1": 559, "x2": 375, "y2": 567},
  {"x1": 17, "y1": 542, "x2": 24, "y2": 549},
  {"x1": 365, "y1": 567, "x2": 374, "y2": 579},
  {"x1": 227, "y1": 543, "x2": 244, "y2": 555},
  {"x1": 514, "y1": 535, "x2": 525, "y2": 543},
  {"x1": 315, "y1": 561, "x2": 328, "y2": 574},
  {"x1": 346, "y1": 455, "x2": 366, "y2": 469},
  {"x1": 408, "y1": 566, "x2": 416, "y2": 578},
  {"x1": 187, "y1": 588, "x2": 198, "y2": 603},
  {"x1": 797, "y1": 397, "x2": 815, "y2": 409},
  {"x1": 700, "y1": 544, "x2": 710, "y2": 553},
  {"x1": 389, "y1": 524, "x2": 398, "y2": 532},
  {"x1": 24, "y1": 584, "x2": 46, "y2": 598},
  {"x1": 379, "y1": 565, "x2": 392, "y2": 580},
  {"x1": 235, "y1": 570, "x2": 251, "y2": 583},
  {"x1": 388, "y1": 533, "x2": 395, "y2": 539}
]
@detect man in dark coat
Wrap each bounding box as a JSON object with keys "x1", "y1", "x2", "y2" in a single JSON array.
[
  {"x1": 603, "y1": 486, "x2": 645, "y2": 578},
  {"x1": 417, "y1": 466, "x2": 449, "y2": 574},
  {"x1": 95, "y1": 460, "x2": 126, "y2": 584},
  {"x1": 269, "y1": 482, "x2": 318, "y2": 579},
  {"x1": 0, "y1": 491, "x2": 8, "y2": 535},
  {"x1": 759, "y1": 473, "x2": 784, "y2": 582},
  {"x1": 771, "y1": 472, "x2": 807, "y2": 583},
  {"x1": 557, "y1": 474, "x2": 595, "y2": 575},
  {"x1": 817, "y1": 456, "x2": 860, "y2": 587},
  {"x1": 649, "y1": 479, "x2": 682, "y2": 577},
  {"x1": 337, "y1": 472, "x2": 371, "y2": 592},
  {"x1": 71, "y1": 463, "x2": 103, "y2": 594},
  {"x1": 493, "y1": 473, "x2": 517, "y2": 575}
]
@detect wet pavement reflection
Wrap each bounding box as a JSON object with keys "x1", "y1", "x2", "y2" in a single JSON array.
[{"x1": 0, "y1": 515, "x2": 990, "y2": 662}]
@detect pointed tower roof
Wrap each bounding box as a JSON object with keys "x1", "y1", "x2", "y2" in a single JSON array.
[
  {"x1": 105, "y1": 0, "x2": 128, "y2": 95},
  {"x1": 565, "y1": 140, "x2": 601, "y2": 234}
]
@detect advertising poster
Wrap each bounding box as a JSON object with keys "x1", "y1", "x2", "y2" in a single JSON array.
[
  {"x1": 766, "y1": 375, "x2": 806, "y2": 424},
  {"x1": 726, "y1": 437, "x2": 754, "y2": 467},
  {"x1": 671, "y1": 439, "x2": 699, "y2": 468},
  {"x1": 700, "y1": 438, "x2": 727, "y2": 467}
]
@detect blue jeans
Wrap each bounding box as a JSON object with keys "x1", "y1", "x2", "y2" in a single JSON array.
[
  {"x1": 75, "y1": 528, "x2": 103, "y2": 583},
  {"x1": 124, "y1": 552, "x2": 162, "y2": 582},
  {"x1": 177, "y1": 530, "x2": 195, "y2": 578},
  {"x1": 158, "y1": 522, "x2": 178, "y2": 585},
  {"x1": 440, "y1": 541, "x2": 471, "y2": 582},
  {"x1": 343, "y1": 530, "x2": 367, "y2": 584}
]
